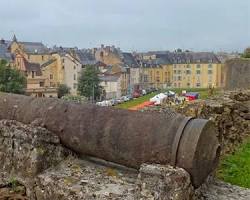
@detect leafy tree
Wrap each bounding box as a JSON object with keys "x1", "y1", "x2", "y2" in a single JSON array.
[
  {"x1": 242, "y1": 48, "x2": 250, "y2": 58},
  {"x1": 77, "y1": 65, "x2": 102, "y2": 100},
  {"x1": 57, "y1": 84, "x2": 70, "y2": 98},
  {"x1": 0, "y1": 60, "x2": 26, "y2": 94}
]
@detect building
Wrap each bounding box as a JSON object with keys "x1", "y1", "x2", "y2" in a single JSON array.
[
  {"x1": 139, "y1": 51, "x2": 222, "y2": 89},
  {"x1": 99, "y1": 74, "x2": 121, "y2": 99},
  {"x1": 54, "y1": 51, "x2": 82, "y2": 96},
  {"x1": 170, "y1": 52, "x2": 222, "y2": 88},
  {"x1": 10, "y1": 35, "x2": 52, "y2": 65},
  {"x1": 14, "y1": 53, "x2": 57, "y2": 97}
]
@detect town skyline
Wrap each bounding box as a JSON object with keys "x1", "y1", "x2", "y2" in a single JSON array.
[{"x1": 0, "y1": 0, "x2": 249, "y2": 52}]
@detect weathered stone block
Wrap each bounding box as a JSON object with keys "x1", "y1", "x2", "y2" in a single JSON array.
[
  {"x1": 0, "y1": 120, "x2": 71, "y2": 178},
  {"x1": 136, "y1": 164, "x2": 194, "y2": 200}
]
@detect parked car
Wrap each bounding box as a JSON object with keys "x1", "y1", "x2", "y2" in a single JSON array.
[
  {"x1": 126, "y1": 95, "x2": 133, "y2": 100},
  {"x1": 96, "y1": 100, "x2": 112, "y2": 107},
  {"x1": 116, "y1": 98, "x2": 124, "y2": 104},
  {"x1": 142, "y1": 89, "x2": 147, "y2": 95},
  {"x1": 109, "y1": 99, "x2": 118, "y2": 106},
  {"x1": 121, "y1": 96, "x2": 130, "y2": 102}
]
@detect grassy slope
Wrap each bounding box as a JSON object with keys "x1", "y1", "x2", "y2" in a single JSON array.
[
  {"x1": 115, "y1": 92, "x2": 158, "y2": 109},
  {"x1": 116, "y1": 88, "x2": 216, "y2": 109},
  {"x1": 217, "y1": 138, "x2": 250, "y2": 188}
]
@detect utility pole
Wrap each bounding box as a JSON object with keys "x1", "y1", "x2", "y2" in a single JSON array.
[{"x1": 92, "y1": 83, "x2": 95, "y2": 103}]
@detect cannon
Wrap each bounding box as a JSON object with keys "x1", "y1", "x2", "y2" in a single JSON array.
[{"x1": 0, "y1": 93, "x2": 220, "y2": 187}]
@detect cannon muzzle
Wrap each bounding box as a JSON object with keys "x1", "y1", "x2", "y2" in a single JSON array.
[{"x1": 0, "y1": 93, "x2": 220, "y2": 187}]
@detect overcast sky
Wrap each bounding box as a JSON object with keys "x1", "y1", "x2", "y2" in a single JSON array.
[{"x1": 0, "y1": 0, "x2": 249, "y2": 52}]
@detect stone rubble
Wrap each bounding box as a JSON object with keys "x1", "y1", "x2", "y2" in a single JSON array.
[{"x1": 144, "y1": 90, "x2": 250, "y2": 155}]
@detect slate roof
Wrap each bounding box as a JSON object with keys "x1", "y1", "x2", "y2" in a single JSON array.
[
  {"x1": 0, "y1": 40, "x2": 12, "y2": 61},
  {"x1": 19, "y1": 41, "x2": 49, "y2": 54},
  {"x1": 121, "y1": 53, "x2": 139, "y2": 67},
  {"x1": 40, "y1": 59, "x2": 57, "y2": 68},
  {"x1": 99, "y1": 75, "x2": 120, "y2": 82},
  {"x1": 142, "y1": 52, "x2": 221, "y2": 66},
  {"x1": 23, "y1": 59, "x2": 42, "y2": 76},
  {"x1": 76, "y1": 49, "x2": 97, "y2": 65}
]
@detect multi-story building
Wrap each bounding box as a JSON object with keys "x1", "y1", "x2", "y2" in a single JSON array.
[
  {"x1": 170, "y1": 52, "x2": 222, "y2": 88},
  {"x1": 14, "y1": 53, "x2": 58, "y2": 97},
  {"x1": 99, "y1": 74, "x2": 121, "y2": 99},
  {"x1": 139, "y1": 51, "x2": 222, "y2": 89},
  {"x1": 10, "y1": 35, "x2": 52, "y2": 65}
]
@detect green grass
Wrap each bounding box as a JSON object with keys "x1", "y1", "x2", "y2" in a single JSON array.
[
  {"x1": 116, "y1": 88, "x2": 218, "y2": 109},
  {"x1": 115, "y1": 92, "x2": 158, "y2": 109},
  {"x1": 217, "y1": 138, "x2": 250, "y2": 188}
]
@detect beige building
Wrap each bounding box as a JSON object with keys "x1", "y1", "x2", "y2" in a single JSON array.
[
  {"x1": 100, "y1": 75, "x2": 121, "y2": 99},
  {"x1": 14, "y1": 53, "x2": 57, "y2": 97},
  {"x1": 10, "y1": 36, "x2": 52, "y2": 65},
  {"x1": 172, "y1": 63, "x2": 222, "y2": 88},
  {"x1": 140, "y1": 52, "x2": 222, "y2": 89},
  {"x1": 59, "y1": 53, "x2": 82, "y2": 95}
]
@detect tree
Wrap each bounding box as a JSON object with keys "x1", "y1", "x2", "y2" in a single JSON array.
[
  {"x1": 77, "y1": 65, "x2": 102, "y2": 101},
  {"x1": 57, "y1": 84, "x2": 70, "y2": 98},
  {"x1": 0, "y1": 60, "x2": 26, "y2": 94},
  {"x1": 242, "y1": 48, "x2": 250, "y2": 58}
]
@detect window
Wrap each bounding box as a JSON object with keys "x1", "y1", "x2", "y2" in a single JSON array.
[
  {"x1": 73, "y1": 83, "x2": 77, "y2": 89},
  {"x1": 62, "y1": 58, "x2": 65, "y2": 63},
  {"x1": 208, "y1": 70, "x2": 213, "y2": 74},
  {"x1": 196, "y1": 64, "x2": 201, "y2": 68},
  {"x1": 178, "y1": 76, "x2": 181, "y2": 81},
  {"x1": 196, "y1": 83, "x2": 201, "y2": 87},
  {"x1": 186, "y1": 70, "x2": 191, "y2": 74},
  {"x1": 42, "y1": 55, "x2": 44, "y2": 61},
  {"x1": 32, "y1": 71, "x2": 35, "y2": 78},
  {"x1": 196, "y1": 70, "x2": 201, "y2": 75},
  {"x1": 187, "y1": 64, "x2": 191, "y2": 68},
  {"x1": 62, "y1": 65, "x2": 64, "y2": 69},
  {"x1": 187, "y1": 83, "x2": 190, "y2": 87},
  {"x1": 50, "y1": 74, "x2": 53, "y2": 80},
  {"x1": 39, "y1": 82, "x2": 44, "y2": 87},
  {"x1": 174, "y1": 64, "x2": 177, "y2": 68},
  {"x1": 74, "y1": 74, "x2": 76, "y2": 80},
  {"x1": 174, "y1": 70, "x2": 177, "y2": 74},
  {"x1": 178, "y1": 70, "x2": 181, "y2": 74},
  {"x1": 208, "y1": 64, "x2": 213, "y2": 68},
  {"x1": 74, "y1": 66, "x2": 76, "y2": 70},
  {"x1": 208, "y1": 76, "x2": 212, "y2": 83}
]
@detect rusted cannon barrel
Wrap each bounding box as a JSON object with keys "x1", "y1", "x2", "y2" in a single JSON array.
[{"x1": 0, "y1": 93, "x2": 220, "y2": 187}]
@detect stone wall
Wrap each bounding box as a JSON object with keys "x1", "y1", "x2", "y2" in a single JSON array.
[
  {"x1": 223, "y1": 58, "x2": 250, "y2": 90},
  {"x1": 176, "y1": 90, "x2": 250, "y2": 155}
]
